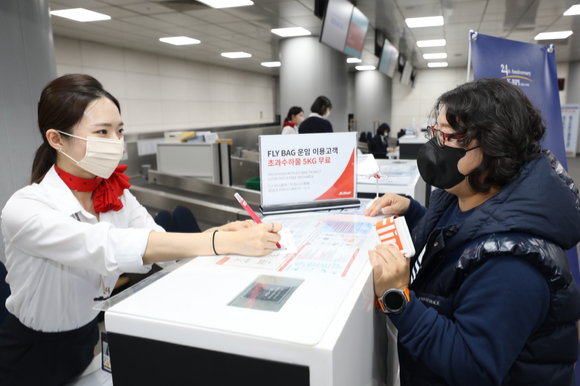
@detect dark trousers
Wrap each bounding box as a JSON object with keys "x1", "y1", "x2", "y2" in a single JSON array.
[{"x1": 0, "y1": 313, "x2": 98, "y2": 386}]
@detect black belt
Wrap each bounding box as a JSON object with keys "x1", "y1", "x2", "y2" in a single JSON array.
[{"x1": 0, "y1": 313, "x2": 99, "y2": 386}]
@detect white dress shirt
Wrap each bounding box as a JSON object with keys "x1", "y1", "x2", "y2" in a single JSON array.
[{"x1": 1, "y1": 166, "x2": 164, "y2": 332}]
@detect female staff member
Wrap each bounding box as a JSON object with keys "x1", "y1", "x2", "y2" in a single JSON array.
[
  {"x1": 366, "y1": 78, "x2": 580, "y2": 386},
  {"x1": 0, "y1": 74, "x2": 282, "y2": 385},
  {"x1": 299, "y1": 96, "x2": 332, "y2": 134},
  {"x1": 281, "y1": 106, "x2": 304, "y2": 135}
]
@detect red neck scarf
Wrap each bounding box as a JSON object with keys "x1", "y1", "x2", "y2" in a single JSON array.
[
  {"x1": 283, "y1": 121, "x2": 295, "y2": 128},
  {"x1": 55, "y1": 165, "x2": 131, "y2": 213}
]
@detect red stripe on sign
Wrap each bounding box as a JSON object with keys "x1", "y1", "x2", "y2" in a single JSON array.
[
  {"x1": 278, "y1": 245, "x2": 306, "y2": 271},
  {"x1": 216, "y1": 257, "x2": 230, "y2": 265},
  {"x1": 341, "y1": 249, "x2": 360, "y2": 277}
]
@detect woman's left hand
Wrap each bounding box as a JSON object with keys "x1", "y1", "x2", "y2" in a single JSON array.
[{"x1": 369, "y1": 244, "x2": 411, "y2": 297}]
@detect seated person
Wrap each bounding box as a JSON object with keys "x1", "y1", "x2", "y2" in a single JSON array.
[{"x1": 368, "y1": 123, "x2": 396, "y2": 159}]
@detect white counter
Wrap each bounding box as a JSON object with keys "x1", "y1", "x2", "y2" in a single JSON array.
[{"x1": 103, "y1": 210, "x2": 391, "y2": 386}]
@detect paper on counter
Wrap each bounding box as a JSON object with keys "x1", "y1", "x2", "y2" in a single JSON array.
[{"x1": 270, "y1": 228, "x2": 297, "y2": 255}]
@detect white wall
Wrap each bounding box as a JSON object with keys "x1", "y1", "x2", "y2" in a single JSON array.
[
  {"x1": 53, "y1": 36, "x2": 276, "y2": 134},
  {"x1": 391, "y1": 64, "x2": 570, "y2": 136},
  {"x1": 391, "y1": 68, "x2": 470, "y2": 134}
]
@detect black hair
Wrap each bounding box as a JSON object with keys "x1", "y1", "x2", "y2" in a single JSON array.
[
  {"x1": 311, "y1": 96, "x2": 332, "y2": 115},
  {"x1": 431, "y1": 77, "x2": 545, "y2": 193},
  {"x1": 284, "y1": 106, "x2": 303, "y2": 123},
  {"x1": 377, "y1": 123, "x2": 390, "y2": 136},
  {"x1": 32, "y1": 74, "x2": 120, "y2": 184}
]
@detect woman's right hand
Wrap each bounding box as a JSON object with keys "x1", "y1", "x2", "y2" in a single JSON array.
[
  {"x1": 222, "y1": 222, "x2": 282, "y2": 257},
  {"x1": 364, "y1": 193, "x2": 411, "y2": 217}
]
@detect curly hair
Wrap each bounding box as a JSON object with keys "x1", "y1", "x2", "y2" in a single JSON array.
[{"x1": 430, "y1": 78, "x2": 545, "y2": 193}]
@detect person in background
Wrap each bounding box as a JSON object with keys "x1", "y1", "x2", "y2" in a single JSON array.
[
  {"x1": 0, "y1": 74, "x2": 282, "y2": 386},
  {"x1": 281, "y1": 106, "x2": 304, "y2": 135},
  {"x1": 299, "y1": 96, "x2": 333, "y2": 134},
  {"x1": 365, "y1": 78, "x2": 580, "y2": 386},
  {"x1": 369, "y1": 123, "x2": 396, "y2": 158}
]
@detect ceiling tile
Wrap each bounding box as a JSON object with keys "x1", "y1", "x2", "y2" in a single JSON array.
[
  {"x1": 260, "y1": 1, "x2": 313, "y2": 17},
  {"x1": 120, "y1": 3, "x2": 173, "y2": 15},
  {"x1": 118, "y1": 15, "x2": 177, "y2": 30},
  {"x1": 183, "y1": 9, "x2": 241, "y2": 23},
  {"x1": 151, "y1": 12, "x2": 209, "y2": 27}
]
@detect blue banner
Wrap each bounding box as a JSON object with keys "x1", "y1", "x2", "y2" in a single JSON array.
[{"x1": 470, "y1": 33, "x2": 579, "y2": 278}]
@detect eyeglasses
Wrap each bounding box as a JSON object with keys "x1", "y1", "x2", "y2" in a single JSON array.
[{"x1": 425, "y1": 126, "x2": 467, "y2": 148}]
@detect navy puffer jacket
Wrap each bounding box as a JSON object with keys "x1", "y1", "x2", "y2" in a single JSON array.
[{"x1": 396, "y1": 151, "x2": 580, "y2": 386}]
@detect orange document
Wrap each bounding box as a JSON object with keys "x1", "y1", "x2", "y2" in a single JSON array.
[{"x1": 375, "y1": 216, "x2": 415, "y2": 258}]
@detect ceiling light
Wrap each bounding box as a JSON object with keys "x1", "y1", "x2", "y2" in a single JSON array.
[
  {"x1": 534, "y1": 31, "x2": 573, "y2": 40},
  {"x1": 221, "y1": 52, "x2": 252, "y2": 59},
  {"x1": 356, "y1": 65, "x2": 375, "y2": 71},
  {"x1": 417, "y1": 39, "x2": 446, "y2": 47},
  {"x1": 347, "y1": 58, "x2": 362, "y2": 63},
  {"x1": 159, "y1": 36, "x2": 200, "y2": 46},
  {"x1": 428, "y1": 62, "x2": 448, "y2": 68},
  {"x1": 271, "y1": 27, "x2": 311, "y2": 37},
  {"x1": 50, "y1": 8, "x2": 111, "y2": 22},
  {"x1": 564, "y1": 5, "x2": 580, "y2": 16},
  {"x1": 196, "y1": 0, "x2": 253, "y2": 8},
  {"x1": 405, "y1": 16, "x2": 444, "y2": 28},
  {"x1": 423, "y1": 53, "x2": 447, "y2": 60},
  {"x1": 261, "y1": 61, "x2": 281, "y2": 67}
]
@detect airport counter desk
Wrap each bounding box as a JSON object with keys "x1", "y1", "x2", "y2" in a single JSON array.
[{"x1": 99, "y1": 208, "x2": 398, "y2": 386}]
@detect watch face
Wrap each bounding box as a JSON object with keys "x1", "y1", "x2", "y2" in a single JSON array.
[{"x1": 385, "y1": 291, "x2": 405, "y2": 311}]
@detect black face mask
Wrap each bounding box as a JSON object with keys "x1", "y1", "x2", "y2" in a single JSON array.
[{"x1": 417, "y1": 138, "x2": 480, "y2": 189}]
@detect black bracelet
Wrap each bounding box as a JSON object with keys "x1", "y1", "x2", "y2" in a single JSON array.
[{"x1": 212, "y1": 230, "x2": 219, "y2": 255}]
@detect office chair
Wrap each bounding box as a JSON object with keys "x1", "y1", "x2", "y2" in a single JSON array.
[
  {"x1": 366, "y1": 131, "x2": 372, "y2": 141},
  {"x1": 359, "y1": 132, "x2": 367, "y2": 142},
  {"x1": 173, "y1": 206, "x2": 202, "y2": 233},
  {"x1": 154, "y1": 210, "x2": 177, "y2": 233}
]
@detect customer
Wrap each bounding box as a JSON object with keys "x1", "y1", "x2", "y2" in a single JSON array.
[
  {"x1": 299, "y1": 96, "x2": 333, "y2": 134},
  {"x1": 365, "y1": 78, "x2": 580, "y2": 386},
  {"x1": 368, "y1": 123, "x2": 395, "y2": 158},
  {"x1": 0, "y1": 74, "x2": 282, "y2": 386},
  {"x1": 281, "y1": 106, "x2": 304, "y2": 135}
]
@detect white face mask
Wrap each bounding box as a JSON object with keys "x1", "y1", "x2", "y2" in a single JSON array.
[
  {"x1": 58, "y1": 131, "x2": 124, "y2": 179},
  {"x1": 324, "y1": 110, "x2": 331, "y2": 119}
]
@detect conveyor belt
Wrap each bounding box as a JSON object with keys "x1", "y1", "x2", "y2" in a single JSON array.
[{"x1": 129, "y1": 171, "x2": 261, "y2": 228}]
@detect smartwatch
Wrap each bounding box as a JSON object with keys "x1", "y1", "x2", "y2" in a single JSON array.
[{"x1": 378, "y1": 287, "x2": 410, "y2": 314}]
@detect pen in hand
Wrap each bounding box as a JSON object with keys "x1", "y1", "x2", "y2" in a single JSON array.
[{"x1": 234, "y1": 193, "x2": 281, "y2": 249}]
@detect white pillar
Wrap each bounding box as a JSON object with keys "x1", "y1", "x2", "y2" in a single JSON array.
[{"x1": 279, "y1": 37, "x2": 349, "y2": 131}]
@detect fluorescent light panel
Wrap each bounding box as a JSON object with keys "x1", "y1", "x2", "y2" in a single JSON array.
[
  {"x1": 423, "y1": 53, "x2": 447, "y2": 59},
  {"x1": 196, "y1": 0, "x2": 253, "y2": 8},
  {"x1": 428, "y1": 62, "x2": 448, "y2": 68},
  {"x1": 159, "y1": 36, "x2": 200, "y2": 45},
  {"x1": 261, "y1": 61, "x2": 281, "y2": 67},
  {"x1": 50, "y1": 8, "x2": 111, "y2": 22},
  {"x1": 347, "y1": 58, "x2": 362, "y2": 63},
  {"x1": 564, "y1": 5, "x2": 580, "y2": 16},
  {"x1": 417, "y1": 39, "x2": 446, "y2": 47},
  {"x1": 221, "y1": 52, "x2": 252, "y2": 58},
  {"x1": 534, "y1": 31, "x2": 573, "y2": 40},
  {"x1": 405, "y1": 16, "x2": 444, "y2": 28},
  {"x1": 271, "y1": 27, "x2": 311, "y2": 37},
  {"x1": 356, "y1": 65, "x2": 375, "y2": 71}
]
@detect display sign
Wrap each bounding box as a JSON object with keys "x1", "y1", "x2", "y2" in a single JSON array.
[
  {"x1": 320, "y1": 0, "x2": 369, "y2": 59},
  {"x1": 562, "y1": 104, "x2": 580, "y2": 157},
  {"x1": 400, "y1": 61, "x2": 413, "y2": 85},
  {"x1": 344, "y1": 7, "x2": 370, "y2": 58},
  {"x1": 377, "y1": 39, "x2": 399, "y2": 78},
  {"x1": 320, "y1": 0, "x2": 353, "y2": 54},
  {"x1": 259, "y1": 132, "x2": 359, "y2": 214}
]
